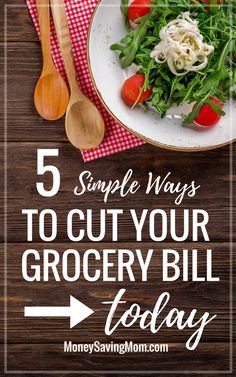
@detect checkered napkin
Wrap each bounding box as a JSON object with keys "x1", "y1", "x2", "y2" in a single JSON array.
[{"x1": 26, "y1": 0, "x2": 145, "y2": 162}]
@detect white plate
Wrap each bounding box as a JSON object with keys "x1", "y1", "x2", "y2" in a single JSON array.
[{"x1": 87, "y1": 0, "x2": 236, "y2": 151}]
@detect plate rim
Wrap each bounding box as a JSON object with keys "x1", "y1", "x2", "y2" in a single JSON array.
[{"x1": 87, "y1": 0, "x2": 236, "y2": 152}]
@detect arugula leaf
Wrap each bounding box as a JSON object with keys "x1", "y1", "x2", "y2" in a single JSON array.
[
  {"x1": 111, "y1": 11, "x2": 155, "y2": 68},
  {"x1": 209, "y1": 0, "x2": 220, "y2": 14},
  {"x1": 184, "y1": 38, "x2": 234, "y2": 124},
  {"x1": 206, "y1": 99, "x2": 226, "y2": 115},
  {"x1": 183, "y1": 91, "x2": 212, "y2": 125},
  {"x1": 121, "y1": 0, "x2": 131, "y2": 32}
]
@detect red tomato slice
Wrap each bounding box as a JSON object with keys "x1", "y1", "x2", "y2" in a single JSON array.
[
  {"x1": 128, "y1": 0, "x2": 152, "y2": 23},
  {"x1": 194, "y1": 98, "x2": 222, "y2": 127},
  {"x1": 122, "y1": 74, "x2": 152, "y2": 107}
]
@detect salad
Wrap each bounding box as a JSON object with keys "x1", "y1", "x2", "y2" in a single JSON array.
[{"x1": 111, "y1": 0, "x2": 236, "y2": 127}]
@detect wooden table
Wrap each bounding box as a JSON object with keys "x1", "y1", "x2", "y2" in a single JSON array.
[{"x1": 1, "y1": 1, "x2": 235, "y2": 375}]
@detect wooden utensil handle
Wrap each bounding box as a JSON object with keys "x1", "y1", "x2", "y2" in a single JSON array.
[
  {"x1": 36, "y1": 0, "x2": 52, "y2": 61},
  {"x1": 50, "y1": 0, "x2": 79, "y2": 94}
]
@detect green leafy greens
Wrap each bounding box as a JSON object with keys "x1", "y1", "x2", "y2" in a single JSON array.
[{"x1": 111, "y1": 0, "x2": 236, "y2": 124}]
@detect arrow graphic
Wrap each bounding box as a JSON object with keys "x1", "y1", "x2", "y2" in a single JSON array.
[{"x1": 24, "y1": 295, "x2": 94, "y2": 329}]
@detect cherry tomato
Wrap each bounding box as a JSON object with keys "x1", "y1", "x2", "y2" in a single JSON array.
[
  {"x1": 194, "y1": 98, "x2": 222, "y2": 127},
  {"x1": 128, "y1": 0, "x2": 152, "y2": 23},
  {"x1": 122, "y1": 74, "x2": 152, "y2": 107}
]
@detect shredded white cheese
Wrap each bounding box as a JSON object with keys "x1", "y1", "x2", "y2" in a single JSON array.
[{"x1": 150, "y1": 12, "x2": 214, "y2": 76}]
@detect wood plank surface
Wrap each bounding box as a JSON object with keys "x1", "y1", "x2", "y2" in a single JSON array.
[
  {"x1": 5, "y1": 243, "x2": 231, "y2": 343},
  {"x1": 1, "y1": 1, "x2": 235, "y2": 375},
  {"x1": 5, "y1": 343, "x2": 231, "y2": 373},
  {"x1": 1, "y1": 141, "x2": 233, "y2": 244},
  {"x1": 0, "y1": 1, "x2": 38, "y2": 43}
]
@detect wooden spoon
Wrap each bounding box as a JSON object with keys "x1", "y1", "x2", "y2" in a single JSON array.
[
  {"x1": 34, "y1": 0, "x2": 69, "y2": 121},
  {"x1": 50, "y1": 0, "x2": 105, "y2": 150}
]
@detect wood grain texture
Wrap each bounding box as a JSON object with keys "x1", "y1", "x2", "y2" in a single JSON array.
[
  {"x1": 5, "y1": 343, "x2": 231, "y2": 373},
  {"x1": 1, "y1": 2, "x2": 235, "y2": 375},
  {"x1": 0, "y1": 1, "x2": 38, "y2": 43},
  {"x1": 4, "y1": 243, "x2": 231, "y2": 344},
  {"x1": 1, "y1": 141, "x2": 233, "y2": 244}
]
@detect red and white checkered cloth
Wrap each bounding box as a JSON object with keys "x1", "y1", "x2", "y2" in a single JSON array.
[{"x1": 26, "y1": 0, "x2": 145, "y2": 162}]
